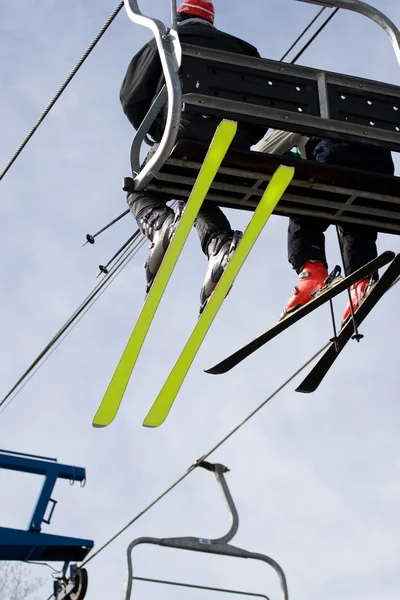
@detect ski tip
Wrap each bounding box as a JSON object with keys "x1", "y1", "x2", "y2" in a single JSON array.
[
  {"x1": 204, "y1": 366, "x2": 221, "y2": 375},
  {"x1": 92, "y1": 416, "x2": 112, "y2": 428},
  {"x1": 143, "y1": 407, "x2": 169, "y2": 428},
  {"x1": 142, "y1": 422, "x2": 157, "y2": 428},
  {"x1": 295, "y1": 384, "x2": 315, "y2": 394},
  {"x1": 142, "y1": 417, "x2": 162, "y2": 428},
  {"x1": 92, "y1": 413, "x2": 115, "y2": 428}
]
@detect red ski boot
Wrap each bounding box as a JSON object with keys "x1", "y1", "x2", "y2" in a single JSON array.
[
  {"x1": 341, "y1": 277, "x2": 372, "y2": 324},
  {"x1": 281, "y1": 261, "x2": 328, "y2": 319}
]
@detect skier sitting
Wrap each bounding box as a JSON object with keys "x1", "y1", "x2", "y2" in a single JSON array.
[
  {"x1": 255, "y1": 130, "x2": 395, "y2": 323},
  {"x1": 120, "y1": 0, "x2": 266, "y2": 309}
]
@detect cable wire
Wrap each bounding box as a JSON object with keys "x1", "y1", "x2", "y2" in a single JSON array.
[
  {"x1": 279, "y1": 6, "x2": 327, "y2": 61},
  {"x1": 0, "y1": 230, "x2": 145, "y2": 414},
  {"x1": 0, "y1": 197, "x2": 178, "y2": 415},
  {"x1": 0, "y1": 2, "x2": 124, "y2": 183},
  {"x1": 0, "y1": 197, "x2": 177, "y2": 413},
  {"x1": 290, "y1": 8, "x2": 340, "y2": 64}
]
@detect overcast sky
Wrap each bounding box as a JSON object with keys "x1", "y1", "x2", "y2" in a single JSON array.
[{"x1": 0, "y1": 1, "x2": 399, "y2": 600}]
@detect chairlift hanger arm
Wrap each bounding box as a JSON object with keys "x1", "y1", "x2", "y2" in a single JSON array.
[
  {"x1": 123, "y1": 0, "x2": 182, "y2": 190},
  {"x1": 296, "y1": 0, "x2": 400, "y2": 65}
]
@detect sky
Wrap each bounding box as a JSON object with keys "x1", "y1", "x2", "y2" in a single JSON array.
[{"x1": 0, "y1": 1, "x2": 399, "y2": 599}]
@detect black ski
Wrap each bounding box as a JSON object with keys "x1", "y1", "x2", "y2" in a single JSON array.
[
  {"x1": 205, "y1": 252, "x2": 395, "y2": 375},
  {"x1": 296, "y1": 253, "x2": 400, "y2": 394}
]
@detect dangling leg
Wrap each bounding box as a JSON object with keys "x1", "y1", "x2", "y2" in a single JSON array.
[
  {"x1": 194, "y1": 201, "x2": 243, "y2": 313},
  {"x1": 339, "y1": 223, "x2": 378, "y2": 323},
  {"x1": 282, "y1": 215, "x2": 330, "y2": 317},
  {"x1": 127, "y1": 190, "x2": 181, "y2": 293},
  {"x1": 176, "y1": 115, "x2": 251, "y2": 313}
]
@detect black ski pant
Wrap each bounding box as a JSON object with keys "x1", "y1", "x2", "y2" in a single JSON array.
[
  {"x1": 288, "y1": 159, "x2": 395, "y2": 276},
  {"x1": 288, "y1": 217, "x2": 378, "y2": 276},
  {"x1": 128, "y1": 115, "x2": 263, "y2": 255}
]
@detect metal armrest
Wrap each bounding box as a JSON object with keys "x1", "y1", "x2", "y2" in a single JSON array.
[{"x1": 124, "y1": 1, "x2": 182, "y2": 190}]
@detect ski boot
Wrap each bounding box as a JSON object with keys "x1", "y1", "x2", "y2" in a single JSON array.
[
  {"x1": 199, "y1": 230, "x2": 243, "y2": 314},
  {"x1": 280, "y1": 260, "x2": 329, "y2": 319},
  {"x1": 138, "y1": 204, "x2": 182, "y2": 294},
  {"x1": 341, "y1": 277, "x2": 373, "y2": 324}
]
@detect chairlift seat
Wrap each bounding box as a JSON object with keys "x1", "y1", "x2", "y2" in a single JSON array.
[{"x1": 147, "y1": 139, "x2": 400, "y2": 235}]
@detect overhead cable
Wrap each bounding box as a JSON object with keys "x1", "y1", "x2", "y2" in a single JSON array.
[
  {"x1": 290, "y1": 8, "x2": 340, "y2": 64},
  {"x1": 0, "y1": 230, "x2": 144, "y2": 415},
  {"x1": 280, "y1": 6, "x2": 327, "y2": 61},
  {"x1": 0, "y1": 2, "x2": 124, "y2": 183}
]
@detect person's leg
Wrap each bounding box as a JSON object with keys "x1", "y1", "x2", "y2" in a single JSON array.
[
  {"x1": 339, "y1": 223, "x2": 378, "y2": 323},
  {"x1": 177, "y1": 116, "x2": 265, "y2": 253},
  {"x1": 127, "y1": 141, "x2": 173, "y2": 236},
  {"x1": 127, "y1": 189, "x2": 173, "y2": 228},
  {"x1": 126, "y1": 138, "x2": 178, "y2": 291},
  {"x1": 178, "y1": 115, "x2": 246, "y2": 310},
  {"x1": 336, "y1": 155, "x2": 392, "y2": 323},
  {"x1": 178, "y1": 115, "x2": 236, "y2": 251},
  {"x1": 288, "y1": 216, "x2": 328, "y2": 273},
  {"x1": 127, "y1": 188, "x2": 179, "y2": 293},
  {"x1": 281, "y1": 216, "x2": 331, "y2": 317},
  {"x1": 339, "y1": 223, "x2": 378, "y2": 277}
]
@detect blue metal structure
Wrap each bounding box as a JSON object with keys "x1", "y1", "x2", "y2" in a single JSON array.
[{"x1": 0, "y1": 449, "x2": 93, "y2": 562}]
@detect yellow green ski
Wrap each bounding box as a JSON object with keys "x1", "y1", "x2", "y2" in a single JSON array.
[
  {"x1": 143, "y1": 165, "x2": 295, "y2": 428},
  {"x1": 92, "y1": 120, "x2": 237, "y2": 427}
]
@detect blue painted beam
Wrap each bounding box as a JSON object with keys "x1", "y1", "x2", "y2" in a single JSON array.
[
  {"x1": 0, "y1": 449, "x2": 94, "y2": 562},
  {"x1": 0, "y1": 527, "x2": 93, "y2": 562},
  {"x1": 0, "y1": 451, "x2": 86, "y2": 482}
]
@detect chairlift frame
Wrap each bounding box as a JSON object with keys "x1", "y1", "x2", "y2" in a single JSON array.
[{"x1": 125, "y1": 461, "x2": 288, "y2": 600}]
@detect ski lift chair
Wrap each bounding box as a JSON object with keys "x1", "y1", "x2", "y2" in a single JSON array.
[
  {"x1": 124, "y1": 0, "x2": 400, "y2": 236},
  {"x1": 125, "y1": 460, "x2": 288, "y2": 600}
]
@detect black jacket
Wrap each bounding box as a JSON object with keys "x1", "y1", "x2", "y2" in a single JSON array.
[
  {"x1": 305, "y1": 137, "x2": 394, "y2": 175},
  {"x1": 120, "y1": 20, "x2": 264, "y2": 141}
]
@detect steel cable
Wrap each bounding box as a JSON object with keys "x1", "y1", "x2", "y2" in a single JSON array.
[{"x1": 0, "y1": 2, "x2": 124, "y2": 182}]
